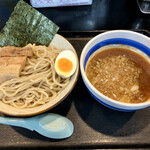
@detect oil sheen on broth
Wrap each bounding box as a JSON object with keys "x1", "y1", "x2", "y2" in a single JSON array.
[{"x1": 85, "y1": 46, "x2": 150, "y2": 103}]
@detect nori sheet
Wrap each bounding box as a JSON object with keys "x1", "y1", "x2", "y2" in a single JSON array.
[{"x1": 0, "y1": 0, "x2": 59, "y2": 47}]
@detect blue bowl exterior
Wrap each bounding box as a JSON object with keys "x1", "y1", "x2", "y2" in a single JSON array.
[{"x1": 83, "y1": 38, "x2": 150, "y2": 111}]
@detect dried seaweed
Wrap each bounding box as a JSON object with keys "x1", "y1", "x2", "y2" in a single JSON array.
[{"x1": 0, "y1": 0, "x2": 59, "y2": 47}]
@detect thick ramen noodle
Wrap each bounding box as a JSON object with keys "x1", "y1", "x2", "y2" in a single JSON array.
[
  {"x1": 86, "y1": 45, "x2": 150, "y2": 103},
  {"x1": 0, "y1": 44, "x2": 70, "y2": 108}
]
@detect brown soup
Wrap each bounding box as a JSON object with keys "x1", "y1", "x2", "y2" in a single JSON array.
[{"x1": 85, "y1": 45, "x2": 150, "y2": 103}]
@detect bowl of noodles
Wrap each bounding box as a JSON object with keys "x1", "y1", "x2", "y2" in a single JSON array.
[{"x1": 0, "y1": 34, "x2": 79, "y2": 116}]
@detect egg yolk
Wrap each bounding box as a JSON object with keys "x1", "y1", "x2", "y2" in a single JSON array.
[{"x1": 57, "y1": 58, "x2": 73, "y2": 73}]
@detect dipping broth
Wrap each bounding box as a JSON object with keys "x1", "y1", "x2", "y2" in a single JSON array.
[{"x1": 85, "y1": 45, "x2": 150, "y2": 103}]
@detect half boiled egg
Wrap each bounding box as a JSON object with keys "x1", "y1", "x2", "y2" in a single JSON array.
[{"x1": 54, "y1": 50, "x2": 77, "y2": 78}]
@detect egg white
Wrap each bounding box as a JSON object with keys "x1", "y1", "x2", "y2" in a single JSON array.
[{"x1": 55, "y1": 50, "x2": 77, "y2": 78}]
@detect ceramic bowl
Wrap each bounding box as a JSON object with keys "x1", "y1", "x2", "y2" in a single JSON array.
[
  {"x1": 80, "y1": 30, "x2": 150, "y2": 111},
  {"x1": 0, "y1": 34, "x2": 79, "y2": 116}
]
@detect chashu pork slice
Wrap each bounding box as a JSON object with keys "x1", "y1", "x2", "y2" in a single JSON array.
[
  {"x1": 0, "y1": 56, "x2": 27, "y2": 84},
  {"x1": 0, "y1": 46, "x2": 33, "y2": 57}
]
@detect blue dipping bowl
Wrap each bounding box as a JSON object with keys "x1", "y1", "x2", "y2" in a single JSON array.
[{"x1": 80, "y1": 30, "x2": 150, "y2": 111}]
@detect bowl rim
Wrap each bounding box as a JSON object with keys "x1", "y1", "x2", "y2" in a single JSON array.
[{"x1": 80, "y1": 30, "x2": 150, "y2": 109}]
